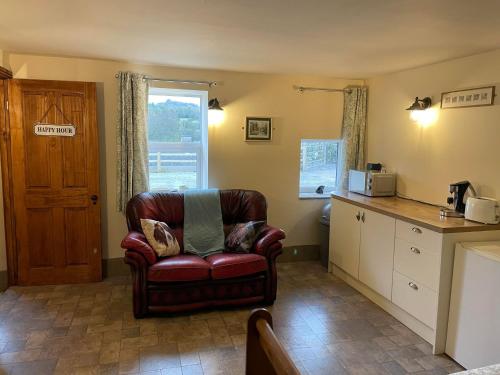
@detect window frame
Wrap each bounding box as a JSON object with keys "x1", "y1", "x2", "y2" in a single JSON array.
[
  {"x1": 147, "y1": 87, "x2": 209, "y2": 191},
  {"x1": 299, "y1": 138, "x2": 340, "y2": 199}
]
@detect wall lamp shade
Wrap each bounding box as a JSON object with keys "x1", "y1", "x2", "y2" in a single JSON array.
[
  {"x1": 208, "y1": 98, "x2": 223, "y2": 111},
  {"x1": 406, "y1": 97, "x2": 432, "y2": 111},
  {"x1": 208, "y1": 98, "x2": 224, "y2": 125},
  {"x1": 407, "y1": 96, "x2": 437, "y2": 126}
]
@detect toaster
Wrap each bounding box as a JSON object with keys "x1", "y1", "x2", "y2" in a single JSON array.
[{"x1": 465, "y1": 197, "x2": 500, "y2": 224}]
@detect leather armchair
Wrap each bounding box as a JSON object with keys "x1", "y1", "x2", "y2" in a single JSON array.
[{"x1": 122, "y1": 189, "x2": 285, "y2": 318}]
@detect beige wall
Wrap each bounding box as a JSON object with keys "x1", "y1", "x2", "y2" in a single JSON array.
[
  {"x1": 367, "y1": 49, "x2": 500, "y2": 206},
  {"x1": 0, "y1": 52, "x2": 361, "y2": 269}
]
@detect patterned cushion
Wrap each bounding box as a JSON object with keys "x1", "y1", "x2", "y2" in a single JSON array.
[
  {"x1": 140, "y1": 219, "x2": 180, "y2": 257},
  {"x1": 225, "y1": 221, "x2": 265, "y2": 253}
]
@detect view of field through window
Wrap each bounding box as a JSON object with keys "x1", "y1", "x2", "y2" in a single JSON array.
[
  {"x1": 148, "y1": 94, "x2": 202, "y2": 190},
  {"x1": 300, "y1": 139, "x2": 339, "y2": 194}
]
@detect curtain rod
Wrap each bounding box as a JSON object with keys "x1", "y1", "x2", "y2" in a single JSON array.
[
  {"x1": 115, "y1": 74, "x2": 218, "y2": 87},
  {"x1": 293, "y1": 85, "x2": 352, "y2": 94}
]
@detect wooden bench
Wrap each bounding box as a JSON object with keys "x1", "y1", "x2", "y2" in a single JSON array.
[{"x1": 246, "y1": 308, "x2": 301, "y2": 375}]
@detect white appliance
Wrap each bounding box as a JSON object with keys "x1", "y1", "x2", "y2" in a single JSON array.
[
  {"x1": 446, "y1": 241, "x2": 500, "y2": 369},
  {"x1": 465, "y1": 197, "x2": 500, "y2": 224},
  {"x1": 348, "y1": 170, "x2": 396, "y2": 197}
]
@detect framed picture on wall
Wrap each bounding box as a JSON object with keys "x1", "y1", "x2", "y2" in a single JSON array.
[
  {"x1": 245, "y1": 117, "x2": 272, "y2": 141},
  {"x1": 441, "y1": 86, "x2": 495, "y2": 109}
]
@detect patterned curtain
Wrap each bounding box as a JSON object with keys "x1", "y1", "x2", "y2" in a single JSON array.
[
  {"x1": 339, "y1": 86, "x2": 368, "y2": 190},
  {"x1": 116, "y1": 71, "x2": 149, "y2": 212}
]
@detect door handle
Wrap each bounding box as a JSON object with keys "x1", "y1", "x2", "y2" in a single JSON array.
[
  {"x1": 408, "y1": 281, "x2": 419, "y2": 290},
  {"x1": 361, "y1": 212, "x2": 365, "y2": 223},
  {"x1": 356, "y1": 212, "x2": 361, "y2": 221},
  {"x1": 90, "y1": 195, "x2": 98, "y2": 205}
]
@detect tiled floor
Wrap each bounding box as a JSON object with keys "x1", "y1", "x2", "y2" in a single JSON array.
[{"x1": 0, "y1": 261, "x2": 463, "y2": 375}]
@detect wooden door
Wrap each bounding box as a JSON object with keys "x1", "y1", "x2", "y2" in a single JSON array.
[
  {"x1": 330, "y1": 199, "x2": 361, "y2": 278},
  {"x1": 358, "y1": 209, "x2": 395, "y2": 299},
  {"x1": 5, "y1": 79, "x2": 101, "y2": 285}
]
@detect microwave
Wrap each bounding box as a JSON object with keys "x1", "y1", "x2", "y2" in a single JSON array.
[{"x1": 348, "y1": 170, "x2": 396, "y2": 197}]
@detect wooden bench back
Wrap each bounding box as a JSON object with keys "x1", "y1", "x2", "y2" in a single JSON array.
[{"x1": 246, "y1": 308, "x2": 301, "y2": 375}]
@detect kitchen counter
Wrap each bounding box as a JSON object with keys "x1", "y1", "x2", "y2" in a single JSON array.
[{"x1": 331, "y1": 191, "x2": 500, "y2": 233}]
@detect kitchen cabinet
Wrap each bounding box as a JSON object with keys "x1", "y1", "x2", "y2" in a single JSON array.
[
  {"x1": 330, "y1": 199, "x2": 396, "y2": 299},
  {"x1": 330, "y1": 198, "x2": 361, "y2": 278},
  {"x1": 359, "y1": 209, "x2": 395, "y2": 300},
  {"x1": 329, "y1": 191, "x2": 500, "y2": 354}
]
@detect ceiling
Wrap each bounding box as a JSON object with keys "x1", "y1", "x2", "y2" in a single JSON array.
[{"x1": 1, "y1": 0, "x2": 500, "y2": 78}]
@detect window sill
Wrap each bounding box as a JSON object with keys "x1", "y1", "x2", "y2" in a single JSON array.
[{"x1": 299, "y1": 192, "x2": 331, "y2": 200}]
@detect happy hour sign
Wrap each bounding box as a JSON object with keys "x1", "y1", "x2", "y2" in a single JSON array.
[{"x1": 34, "y1": 123, "x2": 76, "y2": 137}]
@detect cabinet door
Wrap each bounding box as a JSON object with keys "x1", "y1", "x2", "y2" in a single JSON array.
[
  {"x1": 359, "y1": 209, "x2": 396, "y2": 299},
  {"x1": 330, "y1": 199, "x2": 361, "y2": 278}
]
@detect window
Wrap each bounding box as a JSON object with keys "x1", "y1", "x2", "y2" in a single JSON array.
[
  {"x1": 148, "y1": 88, "x2": 208, "y2": 191},
  {"x1": 299, "y1": 139, "x2": 340, "y2": 198}
]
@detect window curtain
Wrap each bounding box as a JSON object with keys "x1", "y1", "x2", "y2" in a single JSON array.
[
  {"x1": 339, "y1": 86, "x2": 368, "y2": 190},
  {"x1": 116, "y1": 71, "x2": 150, "y2": 212}
]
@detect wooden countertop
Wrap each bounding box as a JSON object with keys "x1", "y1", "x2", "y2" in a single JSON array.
[{"x1": 331, "y1": 191, "x2": 500, "y2": 234}]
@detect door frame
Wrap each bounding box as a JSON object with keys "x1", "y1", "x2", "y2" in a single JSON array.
[{"x1": 0, "y1": 76, "x2": 18, "y2": 286}]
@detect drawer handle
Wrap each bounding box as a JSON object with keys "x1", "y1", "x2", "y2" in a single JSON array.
[
  {"x1": 411, "y1": 227, "x2": 422, "y2": 234},
  {"x1": 410, "y1": 247, "x2": 421, "y2": 254},
  {"x1": 408, "y1": 281, "x2": 419, "y2": 290},
  {"x1": 356, "y1": 212, "x2": 361, "y2": 221}
]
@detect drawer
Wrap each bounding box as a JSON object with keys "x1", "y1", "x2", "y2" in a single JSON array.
[
  {"x1": 396, "y1": 220, "x2": 442, "y2": 250},
  {"x1": 392, "y1": 271, "x2": 437, "y2": 329},
  {"x1": 394, "y1": 238, "x2": 440, "y2": 291}
]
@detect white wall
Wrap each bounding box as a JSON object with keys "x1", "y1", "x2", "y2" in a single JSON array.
[
  {"x1": 367, "y1": 49, "x2": 500, "y2": 205},
  {"x1": 0, "y1": 52, "x2": 361, "y2": 270}
]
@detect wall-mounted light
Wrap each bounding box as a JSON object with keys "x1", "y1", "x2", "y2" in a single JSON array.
[
  {"x1": 406, "y1": 96, "x2": 432, "y2": 111},
  {"x1": 406, "y1": 96, "x2": 437, "y2": 127},
  {"x1": 208, "y1": 98, "x2": 224, "y2": 125},
  {"x1": 406, "y1": 96, "x2": 430, "y2": 120}
]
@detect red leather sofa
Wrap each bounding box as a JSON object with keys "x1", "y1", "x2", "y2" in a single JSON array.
[{"x1": 121, "y1": 189, "x2": 286, "y2": 318}]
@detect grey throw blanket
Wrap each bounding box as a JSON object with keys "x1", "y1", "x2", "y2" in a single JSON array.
[{"x1": 183, "y1": 189, "x2": 225, "y2": 257}]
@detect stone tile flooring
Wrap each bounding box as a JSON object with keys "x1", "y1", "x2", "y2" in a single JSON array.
[{"x1": 0, "y1": 261, "x2": 463, "y2": 375}]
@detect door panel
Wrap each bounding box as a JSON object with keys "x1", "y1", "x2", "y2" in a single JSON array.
[
  {"x1": 7, "y1": 79, "x2": 101, "y2": 285},
  {"x1": 27, "y1": 208, "x2": 54, "y2": 268},
  {"x1": 330, "y1": 199, "x2": 361, "y2": 278},
  {"x1": 61, "y1": 93, "x2": 86, "y2": 188},
  {"x1": 64, "y1": 208, "x2": 89, "y2": 265},
  {"x1": 23, "y1": 92, "x2": 51, "y2": 187},
  {"x1": 359, "y1": 209, "x2": 396, "y2": 299}
]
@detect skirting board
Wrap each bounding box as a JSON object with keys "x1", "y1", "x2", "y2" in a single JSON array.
[
  {"x1": 330, "y1": 262, "x2": 437, "y2": 352},
  {"x1": 0, "y1": 246, "x2": 321, "y2": 290},
  {"x1": 0, "y1": 270, "x2": 7, "y2": 292},
  {"x1": 102, "y1": 258, "x2": 129, "y2": 278},
  {"x1": 103, "y1": 245, "x2": 320, "y2": 277}
]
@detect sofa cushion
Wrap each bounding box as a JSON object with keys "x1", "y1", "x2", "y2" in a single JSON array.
[
  {"x1": 140, "y1": 219, "x2": 180, "y2": 257},
  {"x1": 148, "y1": 255, "x2": 210, "y2": 282},
  {"x1": 206, "y1": 253, "x2": 267, "y2": 280},
  {"x1": 225, "y1": 220, "x2": 266, "y2": 253}
]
